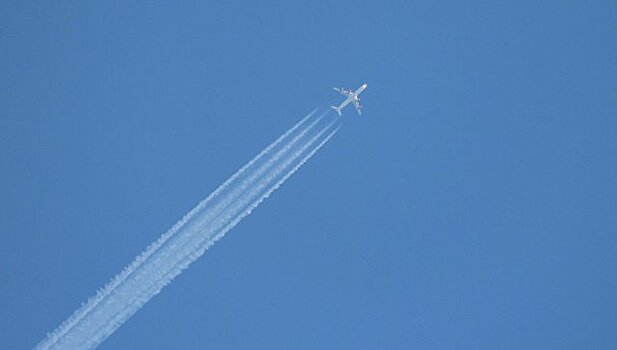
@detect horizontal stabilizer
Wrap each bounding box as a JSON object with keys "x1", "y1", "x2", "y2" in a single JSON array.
[{"x1": 331, "y1": 106, "x2": 341, "y2": 116}]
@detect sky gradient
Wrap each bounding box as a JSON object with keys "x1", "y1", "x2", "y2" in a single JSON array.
[{"x1": 2, "y1": 1, "x2": 617, "y2": 349}]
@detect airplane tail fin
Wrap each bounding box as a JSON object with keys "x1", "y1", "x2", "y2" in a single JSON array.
[{"x1": 331, "y1": 106, "x2": 341, "y2": 116}]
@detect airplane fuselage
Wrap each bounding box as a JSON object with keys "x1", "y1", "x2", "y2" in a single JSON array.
[
  {"x1": 339, "y1": 84, "x2": 367, "y2": 109},
  {"x1": 332, "y1": 83, "x2": 367, "y2": 116}
]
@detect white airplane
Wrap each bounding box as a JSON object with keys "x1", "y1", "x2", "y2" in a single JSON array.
[{"x1": 331, "y1": 83, "x2": 368, "y2": 116}]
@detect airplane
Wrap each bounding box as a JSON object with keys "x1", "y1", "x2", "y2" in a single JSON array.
[{"x1": 331, "y1": 83, "x2": 368, "y2": 116}]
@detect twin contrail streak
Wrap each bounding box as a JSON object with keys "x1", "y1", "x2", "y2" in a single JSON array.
[{"x1": 36, "y1": 110, "x2": 341, "y2": 349}]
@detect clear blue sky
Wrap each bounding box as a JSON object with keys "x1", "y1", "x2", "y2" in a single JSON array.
[{"x1": 2, "y1": 1, "x2": 616, "y2": 349}]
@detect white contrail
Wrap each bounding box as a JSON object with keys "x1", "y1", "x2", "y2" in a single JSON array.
[
  {"x1": 37, "y1": 109, "x2": 320, "y2": 349},
  {"x1": 81, "y1": 117, "x2": 338, "y2": 346},
  {"x1": 36, "y1": 110, "x2": 340, "y2": 349},
  {"x1": 35, "y1": 110, "x2": 321, "y2": 349},
  {"x1": 85, "y1": 119, "x2": 341, "y2": 346}
]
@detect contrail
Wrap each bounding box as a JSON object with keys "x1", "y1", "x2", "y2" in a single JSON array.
[
  {"x1": 36, "y1": 110, "x2": 322, "y2": 349},
  {"x1": 36, "y1": 110, "x2": 341, "y2": 349}
]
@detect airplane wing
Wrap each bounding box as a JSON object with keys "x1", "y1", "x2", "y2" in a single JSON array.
[
  {"x1": 333, "y1": 87, "x2": 353, "y2": 97},
  {"x1": 353, "y1": 100, "x2": 362, "y2": 115}
]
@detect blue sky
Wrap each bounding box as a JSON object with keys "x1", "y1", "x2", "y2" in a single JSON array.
[{"x1": 2, "y1": 1, "x2": 617, "y2": 349}]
